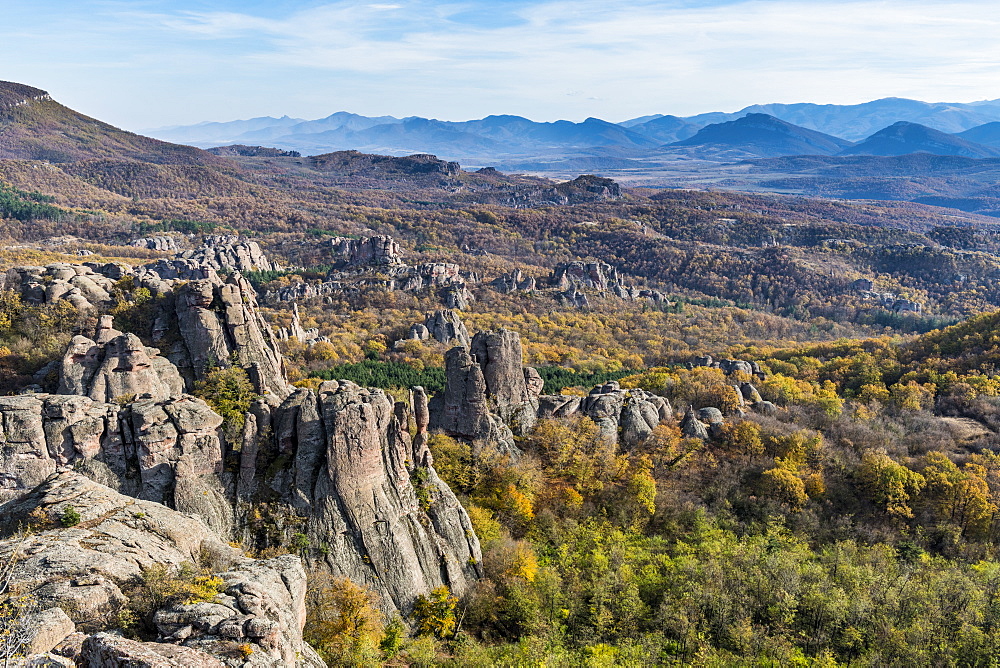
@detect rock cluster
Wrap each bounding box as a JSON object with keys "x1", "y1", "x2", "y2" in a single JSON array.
[
  {"x1": 548, "y1": 261, "x2": 667, "y2": 307},
  {"x1": 261, "y1": 234, "x2": 478, "y2": 309},
  {"x1": 491, "y1": 269, "x2": 536, "y2": 294},
  {"x1": 327, "y1": 235, "x2": 404, "y2": 267},
  {"x1": 0, "y1": 471, "x2": 323, "y2": 667},
  {"x1": 537, "y1": 382, "x2": 672, "y2": 448},
  {"x1": 3, "y1": 263, "x2": 117, "y2": 311},
  {"x1": 690, "y1": 354, "x2": 765, "y2": 379},
  {"x1": 552, "y1": 261, "x2": 622, "y2": 292},
  {"x1": 0, "y1": 391, "x2": 230, "y2": 533},
  {"x1": 238, "y1": 381, "x2": 482, "y2": 613},
  {"x1": 177, "y1": 235, "x2": 276, "y2": 273},
  {"x1": 429, "y1": 329, "x2": 542, "y2": 453},
  {"x1": 132, "y1": 235, "x2": 181, "y2": 251}
]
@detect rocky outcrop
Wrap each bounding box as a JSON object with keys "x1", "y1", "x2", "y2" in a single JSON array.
[
  {"x1": 237, "y1": 381, "x2": 482, "y2": 614},
  {"x1": 58, "y1": 330, "x2": 184, "y2": 403},
  {"x1": 327, "y1": 235, "x2": 403, "y2": 267},
  {"x1": 269, "y1": 235, "x2": 475, "y2": 309},
  {"x1": 470, "y1": 330, "x2": 541, "y2": 434},
  {"x1": 172, "y1": 273, "x2": 290, "y2": 398},
  {"x1": 552, "y1": 261, "x2": 621, "y2": 292},
  {"x1": 0, "y1": 390, "x2": 230, "y2": 534},
  {"x1": 3, "y1": 263, "x2": 118, "y2": 311},
  {"x1": 431, "y1": 346, "x2": 515, "y2": 453},
  {"x1": 0, "y1": 472, "x2": 323, "y2": 667},
  {"x1": 275, "y1": 303, "x2": 328, "y2": 346},
  {"x1": 491, "y1": 269, "x2": 535, "y2": 294},
  {"x1": 548, "y1": 261, "x2": 668, "y2": 307},
  {"x1": 556, "y1": 288, "x2": 589, "y2": 308},
  {"x1": 536, "y1": 382, "x2": 672, "y2": 448},
  {"x1": 132, "y1": 236, "x2": 181, "y2": 251},
  {"x1": 423, "y1": 309, "x2": 470, "y2": 347},
  {"x1": 177, "y1": 236, "x2": 276, "y2": 273},
  {"x1": 690, "y1": 355, "x2": 765, "y2": 380},
  {"x1": 429, "y1": 329, "x2": 542, "y2": 451},
  {"x1": 681, "y1": 406, "x2": 710, "y2": 440}
]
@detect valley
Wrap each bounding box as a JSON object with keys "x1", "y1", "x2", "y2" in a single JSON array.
[{"x1": 6, "y1": 80, "x2": 1000, "y2": 666}]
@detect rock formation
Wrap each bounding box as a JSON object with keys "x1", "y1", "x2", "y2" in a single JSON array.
[
  {"x1": 171, "y1": 272, "x2": 291, "y2": 398},
  {"x1": 58, "y1": 328, "x2": 184, "y2": 403},
  {"x1": 551, "y1": 261, "x2": 621, "y2": 292},
  {"x1": 3, "y1": 263, "x2": 118, "y2": 311},
  {"x1": 0, "y1": 392, "x2": 231, "y2": 535},
  {"x1": 132, "y1": 235, "x2": 181, "y2": 251},
  {"x1": 469, "y1": 330, "x2": 541, "y2": 434},
  {"x1": 275, "y1": 302, "x2": 328, "y2": 346},
  {"x1": 327, "y1": 235, "x2": 403, "y2": 267},
  {"x1": 549, "y1": 261, "x2": 667, "y2": 306},
  {"x1": 177, "y1": 235, "x2": 276, "y2": 273},
  {"x1": 681, "y1": 406, "x2": 711, "y2": 440},
  {"x1": 423, "y1": 309, "x2": 470, "y2": 347},
  {"x1": 429, "y1": 328, "x2": 543, "y2": 452},
  {"x1": 491, "y1": 269, "x2": 536, "y2": 294},
  {"x1": 237, "y1": 381, "x2": 482, "y2": 613},
  {"x1": 267, "y1": 234, "x2": 476, "y2": 309},
  {"x1": 0, "y1": 471, "x2": 324, "y2": 667},
  {"x1": 536, "y1": 382, "x2": 672, "y2": 448}
]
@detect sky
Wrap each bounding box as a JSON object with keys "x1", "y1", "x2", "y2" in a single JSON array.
[{"x1": 5, "y1": 0, "x2": 1000, "y2": 130}]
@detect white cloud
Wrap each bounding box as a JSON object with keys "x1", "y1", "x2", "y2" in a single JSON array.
[{"x1": 8, "y1": 0, "x2": 1000, "y2": 126}]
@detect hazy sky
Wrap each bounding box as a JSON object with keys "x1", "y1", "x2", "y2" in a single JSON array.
[{"x1": 6, "y1": 0, "x2": 1000, "y2": 130}]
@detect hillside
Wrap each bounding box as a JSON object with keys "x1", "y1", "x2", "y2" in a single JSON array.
[
  {"x1": 0, "y1": 80, "x2": 226, "y2": 165},
  {"x1": 669, "y1": 113, "x2": 854, "y2": 157},
  {"x1": 841, "y1": 121, "x2": 1000, "y2": 158}
]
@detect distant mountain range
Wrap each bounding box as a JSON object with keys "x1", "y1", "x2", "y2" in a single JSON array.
[{"x1": 145, "y1": 97, "x2": 1000, "y2": 163}]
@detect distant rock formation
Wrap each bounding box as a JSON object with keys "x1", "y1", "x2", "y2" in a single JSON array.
[
  {"x1": 492, "y1": 269, "x2": 536, "y2": 294},
  {"x1": 207, "y1": 144, "x2": 301, "y2": 158},
  {"x1": 131, "y1": 235, "x2": 181, "y2": 251},
  {"x1": 275, "y1": 302, "x2": 328, "y2": 346},
  {"x1": 177, "y1": 235, "x2": 276, "y2": 273},
  {"x1": 327, "y1": 235, "x2": 404, "y2": 267},
  {"x1": 423, "y1": 309, "x2": 470, "y2": 347},
  {"x1": 269, "y1": 235, "x2": 476, "y2": 309},
  {"x1": 549, "y1": 261, "x2": 667, "y2": 306}
]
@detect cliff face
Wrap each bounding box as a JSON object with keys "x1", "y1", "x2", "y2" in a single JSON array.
[{"x1": 238, "y1": 381, "x2": 482, "y2": 613}]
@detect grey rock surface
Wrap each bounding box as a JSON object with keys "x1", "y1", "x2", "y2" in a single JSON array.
[
  {"x1": 424, "y1": 309, "x2": 470, "y2": 347},
  {"x1": 0, "y1": 472, "x2": 320, "y2": 667},
  {"x1": 173, "y1": 273, "x2": 290, "y2": 398},
  {"x1": 178, "y1": 236, "x2": 276, "y2": 273},
  {"x1": 239, "y1": 381, "x2": 483, "y2": 615}
]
